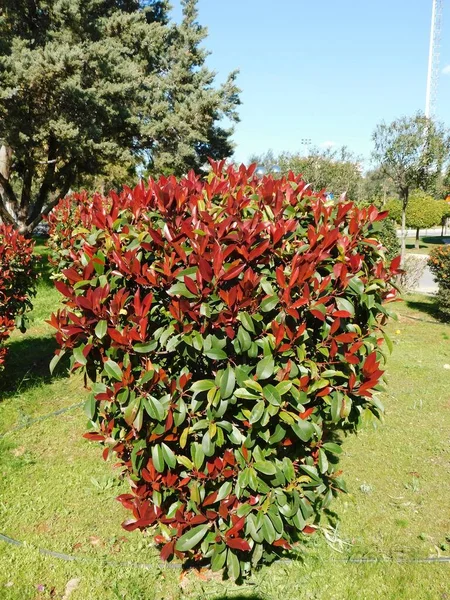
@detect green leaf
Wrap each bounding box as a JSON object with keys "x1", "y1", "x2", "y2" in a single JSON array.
[
  {"x1": 348, "y1": 277, "x2": 364, "y2": 295},
  {"x1": 263, "y1": 384, "x2": 281, "y2": 406},
  {"x1": 104, "y1": 359, "x2": 122, "y2": 381},
  {"x1": 123, "y1": 396, "x2": 140, "y2": 426},
  {"x1": 238, "y1": 311, "x2": 255, "y2": 333},
  {"x1": 167, "y1": 282, "x2": 196, "y2": 298},
  {"x1": 94, "y1": 320, "x2": 107, "y2": 339},
  {"x1": 249, "y1": 400, "x2": 265, "y2": 424},
  {"x1": 318, "y1": 448, "x2": 329, "y2": 474},
  {"x1": 291, "y1": 418, "x2": 315, "y2": 442},
  {"x1": 331, "y1": 394, "x2": 343, "y2": 422},
  {"x1": 269, "y1": 424, "x2": 286, "y2": 445},
  {"x1": 49, "y1": 350, "x2": 65, "y2": 375},
  {"x1": 234, "y1": 388, "x2": 259, "y2": 400},
  {"x1": 336, "y1": 297, "x2": 355, "y2": 316},
  {"x1": 253, "y1": 460, "x2": 276, "y2": 476},
  {"x1": 73, "y1": 345, "x2": 87, "y2": 366},
  {"x1": 175, "y1": 524, "x2": 210, "y2": 552},
  {"x1": 322, "y1": 442, "x2": 343, "y2": 455},
  {"x1": 211, "y1": 545, "x2": 227, "y2": 571},
  {"x1": 133, "y1": 341, "x2": 157, "y2": 353},
  {"x1": 131, "y1": 439, "x2": 146, "y2": 472},
  {"x1": 261, "y1": 295, "x2": 279, "y2": 312},
  {"x1": 262, "y1": 514, "x2": 276, "y2": 543},
  {"x1": 151, "y1": 444, "x2": 164, "y2": 473},
  {"x1": 84, "y1": 394, "x2": 96, "y2": 420},
  {"x1": 220, "y1": 366, "x2": 235, "y2": 399},
  {"x1": 161, "y1": 443, "x2": 176, "y2": 469},
  {"x1": 192, "y1": 443, "x2": 205, "y2": 470},
  {"x1": 256, "y1": 355, "x2": 274, "y2": 380},
  {"x1": 190, "y1": 379, "x2": 216, "y2": 394},
  {"x1": 204, "y1": 348, "x2": 227, "y2": 360},
  {"x1": 226, "y1": 549, "x2": 240, "y2": 581},
  {"x1": 217, "y1": 480, "x2": 232, "y2": 502},
  {"x1": 143, "y1": 396, "x2": 165, "y2": 421},
  {"x1": 275, "y1": 381, "x2": 292, "y2": 396},
  {"x1": 299, "y1": 464, "x2": 321, "y2": 483},
  {"x1": 244, "y1": 379, "x2": 263, "y2": 392},
  {"x1": 237, "y1": 326, "x2": 252, "y2": 352},
  {"x1": 383, "y1": 330, "x2": 393, "y2": 354},
  {"x1": 202, "y1": 431, "x2": 214, "y2": 456}
]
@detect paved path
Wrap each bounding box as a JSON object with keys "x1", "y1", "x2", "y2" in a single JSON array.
[{"x1": 409, "y1": 254, "x2": 438, "y2": 294}]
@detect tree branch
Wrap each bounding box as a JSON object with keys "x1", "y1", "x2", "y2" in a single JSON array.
[
  {"x1": 25, "y1": 180, "x2": 72, "y2": 233},
  {"x1": 0, "y1": 171, "x2": 19, "y2": 211},
  {"x1": 0, "y1": 200, "x2": 18, "y2": 227}
]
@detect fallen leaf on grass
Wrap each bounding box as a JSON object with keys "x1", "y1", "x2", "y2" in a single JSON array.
[
  {"x1": 89, "y1": 536, "x2": 103, "y2": 546},
  {"x1": 62, "y1": 578, "x2": 80, "y2": 600}
]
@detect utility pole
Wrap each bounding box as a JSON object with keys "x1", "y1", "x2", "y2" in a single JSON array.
[{"x1": 425, "y1": 0, "x2": 443, "y2": 118}]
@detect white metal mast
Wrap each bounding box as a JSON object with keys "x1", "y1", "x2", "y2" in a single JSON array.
[{"x1": 425, "y1": 0, "x2": 443, "y2": 118}]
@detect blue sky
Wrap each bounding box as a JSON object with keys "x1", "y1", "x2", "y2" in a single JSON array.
[{"x1": 171, "y1": 0, "x2": 450, "y2": 167}]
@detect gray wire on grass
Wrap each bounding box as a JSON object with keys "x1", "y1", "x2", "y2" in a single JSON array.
[
  {"x1": 0, "y1": 401, "x2": 84, "y2": 440},
  {"x1": 2, "y1": 532, "x2": 450, "y2": 569}
]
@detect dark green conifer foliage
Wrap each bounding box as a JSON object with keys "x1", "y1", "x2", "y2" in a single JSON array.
[{"x1": 0, "y1": 0, "x2": 240, "y2": 232}]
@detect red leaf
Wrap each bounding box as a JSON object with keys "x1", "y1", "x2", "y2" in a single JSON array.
[
  {"x1": 302, "y1": 525, "x2": 317, "y2": 534},
  {"x1": 226, "y1": 537, "x2": 251, "y2": 552},
  {"x1": 273, "y1": 538, "x2": 292, "y2": 550},
  {"x1": 83, "y1": 432, "x2": 105, "y2": 441},
  {"x1": 184, "y1": 276, "x2": 198, "y2": 295},
  {"x1": 160, "y1": 541, "x2": 174, "y2": 561},
  {"x1": 203, "y1": 491, "x2": 218, "y2": 507}
]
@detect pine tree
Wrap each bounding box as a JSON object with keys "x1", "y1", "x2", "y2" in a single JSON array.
[
  {"x1": 0, "y1": 0, "x2": 240, "y2": 232},
  {"x1": 147, "y1": 0, "x2": 240, "y2": 176}
]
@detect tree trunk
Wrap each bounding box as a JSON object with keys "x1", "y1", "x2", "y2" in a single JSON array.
[
  {"x1": 400, "y1": 190, "x2": 408, "y2": 263},
  {"x1": 0, "y1": 145, "x2": 13, "y2": 222},
  {"x1": 415, "y1": 227, "x2": 420, "y2": 249}
]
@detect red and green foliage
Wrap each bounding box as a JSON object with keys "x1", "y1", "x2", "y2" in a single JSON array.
[
  {"x1": 429, "y1": 245, "x2": 450, "y2": 321},
  {"x1": 0, "y1": 224, "x2": 36, "y2": 369},
  {"x1": 48, "y1": 162, "x2": 400, "y2": 580}
]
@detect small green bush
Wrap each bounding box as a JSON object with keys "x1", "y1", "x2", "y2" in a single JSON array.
[
  {"x1": 374, "y1": 218, "x2": 400, "y2": 261},
  {"x1": 429, "y1": 245, "x2": 450, "y2": 321},
  {"x1": 48, "y1": 163, "x2": 399, "y2": 580}
]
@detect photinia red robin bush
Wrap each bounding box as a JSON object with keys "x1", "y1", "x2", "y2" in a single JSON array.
[
  {"x1": 48, "y1": 162, "x2": 400, "y2": 580},
  {"x1": 0, "y1": 224, "x2": 37, "y2": 369}
]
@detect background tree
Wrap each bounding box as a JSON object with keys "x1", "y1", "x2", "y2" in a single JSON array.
[
  {"x1": 250, "y1": 146, "x2": 364, "y2": 202},
  {"x1": 386, "y1": 191, "x2": 445, "y2": 248},
  {"x1": 372, "y1": 113, "x2": 450, "y2": 259},
  {"x1": 0, "y1": 0, "x2": 240, "y2": 233},
  {"x1": 147, "y1": 0, "x2": 240, "y2": 176},
  {"x1": 361, "y1": 167, "x2": 398, "y2": 207},
  {"x1": 436, "y1": 199, "x2": 450, "y2": 235}
]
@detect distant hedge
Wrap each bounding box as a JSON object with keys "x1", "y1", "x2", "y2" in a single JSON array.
[
  {"x1": 48, "y1": 162, "x2": 399, "y2": 580},
  {"x1": 0, "y1": 224, "x2": 36, "y2": 369},
  {"x1": 429, "y1": 245, "x2": 450, "y2": 322}
]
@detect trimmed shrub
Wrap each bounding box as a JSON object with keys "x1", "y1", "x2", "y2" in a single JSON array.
[
  {"x1": 48, "y1": 163, "x2": 399, "y2": 580},
  {"x1": 0, "y1": 224, "x2": 36, "y2": 369},
  {"x1": 429, "y1": 245, "x2": 450, "y2": 321},
  {"x1": 373, "y1": 217, "x2": 400, "y2": 261}
]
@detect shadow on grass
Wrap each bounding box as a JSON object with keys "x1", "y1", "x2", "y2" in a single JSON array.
[
  {"x1": 421, "y1": 236, "x2": 445, "y2": 245},
  {"x1": 405, "y1": 236, "x2": 444, "y2": 251},
  {"x1": 404, "y1": 296, "x2": 441, "y2": 320},
  {"x1": 0, "y1": 334, "x2": 69, "y2": 398}
]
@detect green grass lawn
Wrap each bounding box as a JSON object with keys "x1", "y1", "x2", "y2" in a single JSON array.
[
  {"x1": 404, "y1": 236, "x2": 447, "y2": 255},
  {"x1": 1, "y1": 250, "x2": 450, "y2": 599}
]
